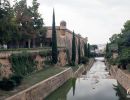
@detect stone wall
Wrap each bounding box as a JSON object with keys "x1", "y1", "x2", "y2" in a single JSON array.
[
  {"x1": 5, "y1": 59, "x2": 94, "y2": 100},
  {"x1": 0, "y1": 49, "x2": 68, "y2": 78},
  {"x1": 6, "y1": 68, "x2": 72, "y2": 100},
  {"x1": 110, "y1": 66, "x2": 130, "y2": 90},
  {"x1": 74, "y1": 59, "x2": 94, "y2": 78}
]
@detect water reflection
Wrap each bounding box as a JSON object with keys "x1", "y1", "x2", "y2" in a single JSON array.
[
  {"x1": 113, "y1": 82, "x2": 130, "y2": 100},
  {"x1": 72, "y1": 78, "x2": 76, "y2": 96},
  {"x1": 45, "y1": 57, "x2": 129, "y2": 100},
  {"x1": 45, "y1": 78, "x2": 76, "y2": 100}
]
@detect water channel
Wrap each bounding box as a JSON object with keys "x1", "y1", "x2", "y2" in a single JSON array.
[{"x1": 45, "y1": 57, "x2": 130, "y2": 100}]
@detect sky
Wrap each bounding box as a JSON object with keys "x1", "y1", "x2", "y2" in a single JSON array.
[{"x1": 15, "y1": 0, "x2": 130, "y2": 44}]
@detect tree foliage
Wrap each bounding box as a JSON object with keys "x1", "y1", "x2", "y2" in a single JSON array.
[
  {"x1": 87, "y1": 43, "x2": 90, "y2": 58},
  {"x1": 71, "y1": 31, "x2": 76, "y2": 65},
  {"x1": 84, "y1": 43, "x2": 87, "y2": 57},
  {"x1": 78, "y1": 38, "x2": 81, "y2": 64},
  {"x1": 52, "y1": 9, "x2": 58, "y2": 64},
  {"x1": 0, "y1": 0, "x2": 45, "y2": 48},
  {"x1": 107, "y1": 20, "x2": 130, "y2": 70}
]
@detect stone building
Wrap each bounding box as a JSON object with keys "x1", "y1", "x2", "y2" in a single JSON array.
[{"x1": 45, "y1": 21, "x2": 88, "y2": 63}]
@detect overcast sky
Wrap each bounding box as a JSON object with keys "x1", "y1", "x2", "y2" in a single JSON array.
[{"x1": 26, "y1": 0, "x2": 130, "y2": 44}]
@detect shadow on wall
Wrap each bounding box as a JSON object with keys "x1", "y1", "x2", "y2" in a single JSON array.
[{"x1": 45, "y1": 78, "x2": 77, "y2": 100}]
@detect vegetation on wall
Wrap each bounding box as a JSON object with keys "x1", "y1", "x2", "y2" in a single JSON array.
[
  {"x1": 39, "y1": 50, "x2": 52, "y2": 57},
  {"x1": 9, "y1": 52, "x2": 36, "y2": 76},
  {"x1": 81, "y1": 57, "x2": 89, "y2": 64}
]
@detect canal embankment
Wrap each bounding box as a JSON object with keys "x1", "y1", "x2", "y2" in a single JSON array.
[
  {"x1": 45, "y1": 57, "x2": 121, "y2": 100},
  {"x1": 74, "y1": 58, "x2": 94, "y2": 78},
  {"x1": 5, "y1": 59, "x2": 94, "y2": 100},
  {"x1": 109, "y1": 66, "x2": 130, "y2": 91},
  {"x1": 105, "y1": 59, "x2": 130, "y2": 92}
]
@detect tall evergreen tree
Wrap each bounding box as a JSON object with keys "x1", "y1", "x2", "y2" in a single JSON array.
[
  {"x1": 84, "y1": 43, "x2": 87, "y2": 57},
  {"x1": 72, "y1": 31, "x2": 76, "y2": 64},
  {"x1": 0, "y1": 0, "x2": 13, "y2": 45},
  {"x1": 87, "y1": 43, "x2": 90, "y2": 58},
  {"x1": 106, "y1": 43, "x2": 109, "y2": 53},
  {"x1": 52, "y1": 9, "x2": 58, "y2": 64},
  {"x1": 78, "y1": 38, "x2": 81, "y2": 64}
]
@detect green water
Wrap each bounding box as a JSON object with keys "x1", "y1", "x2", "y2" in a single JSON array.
[{"x1": 45, "y1": 57, "x2": 130, "y2": 100}]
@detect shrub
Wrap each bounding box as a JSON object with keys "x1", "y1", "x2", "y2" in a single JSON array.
[
  {"x1": 44, "y1": 60, "x2": 52, "y2": 65},
  {"x1": 10, "y1": 75, "x2": 23, "y2": 86},
  {"x1": 81, "y1": 57, "x2": 89, "y2": 64},
  {"x1": 0, "y1": 78, "x2": 16, "y2": 91},
  {"x1": 69, "y1": 61, "x2": 76, "y2": 66},
  {"x1": 108, "y1": 58, "x2": 118, "y2": 65},
  {"x1": 39, "y1": 50, "x2": 51, "y2": 57},
  {"x1": 9, "y1": 52, "x2": 36, "y2": 76}
]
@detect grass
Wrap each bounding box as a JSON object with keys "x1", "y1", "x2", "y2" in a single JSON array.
[{"x1": 0, "y1": 67, "x2": 64, "y2": 100}]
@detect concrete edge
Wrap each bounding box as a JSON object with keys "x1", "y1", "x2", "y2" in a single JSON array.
[{"x1": 6, "y1": 68, "x2": 72, "y2": 100}]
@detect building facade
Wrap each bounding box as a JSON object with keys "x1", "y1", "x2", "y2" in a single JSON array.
[{"x1": 45, "y1": 21, "x2": 88, "y2": 63}]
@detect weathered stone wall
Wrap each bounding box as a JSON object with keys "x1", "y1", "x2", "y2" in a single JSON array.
[
  {"x1": 0, "y1": 49, "x2": 68, "y2": 78},
  {"x1": 74, "y1": 59, "x2": 94, "y2": 78},
  {"x1": 0, "y1": 59, "x2": 12, "y2": 78},
  {"x1": 57, "y1": 49, "x2": 67, "y2": 66},
  {"x1": 6, "y1": 68, "x2": 72, "y2": 100},
  {"x1": 5, "y1": 59, "x2": 94, "y2": 100},
  {"x1": 110, "y1": 66, "x2": 130, "y2": 90}
]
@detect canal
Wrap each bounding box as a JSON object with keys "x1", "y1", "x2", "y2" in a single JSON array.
[{"x1": 45, "y1": 57, "x2": 130, "y2": 100}]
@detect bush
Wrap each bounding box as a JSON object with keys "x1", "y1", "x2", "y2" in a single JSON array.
[
  {"x1": 44, "y1": 60, "x2": 52, "y2": 65},
  {"x1": 9, "y1": 52, "x2": 36, "y2": 76},
  {"x1": 0, "y1": 75, "x2": 23, "y2": 91},
  {"x1": 0, "y1": 78, "x2": 16, "y2": 91},
  {"x1": 108, "y1": 58, "x2": 118, "y2": 65},
  {"x1": 81, "y1": 57, "x2": 89, "y2": 64},
  {"x1": 10, "y1": 75, "x2": 23, "y2": 86},
  {"x1": 69, "y1": 61, "x2": 76, "y2": 66},
  {"x1": 39, "y1": 50, "x2": 51, "y2": 57}
]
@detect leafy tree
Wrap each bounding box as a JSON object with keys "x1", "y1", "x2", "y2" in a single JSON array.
[
  {"x1": 78, "y1": 38, "x2": 81, "y2": 64},
  {"x1": 71, "y1": 31, "x2": 76, "y2": 65},
  {"x1": 52, "y1": 9, "x2": 58, "y2": 64},
  {"x1": 91, "y1": 45, "x2": 98, "y2": 52},
  {"x1": 30, "y1": 0, "x2": 44, "y2": 48},
  {"x1": 0, "y1": 0, "x2": 14, "y2": 45},
  {"x1": 14, "y1": 0, "x2": 32, "y2": 48}
]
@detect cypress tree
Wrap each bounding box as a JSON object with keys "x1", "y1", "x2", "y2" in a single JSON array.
[
  {"x1": 52, "y1": 9, "x2": 58, "y2": 64},
  {"x1": 72, "y1": 31, "x2": 76, "y2": 64},
  {"x1": 87, "y1": 43, "x2": 90, "y2": 58},
  {"x1": 105, "y1": 43, "x2": 108, "y2": 59},
  {"x1": 78, "y1": 38, "x2": 81, "y2": 64},
  {"x1": 84, "y1": 43, "x2": 87, "y2": 57}
]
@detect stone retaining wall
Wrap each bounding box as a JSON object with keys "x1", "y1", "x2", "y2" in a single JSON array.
[
  {"x1": 74, "y1": 59, "x2": 94, "y2": 78},
  {"x1": 5, "y1": 59, "x2": 94, "y2": 100},
  {"x1": 6, "y1": 68, "x2": 72, "y2": 100},
  {"x1": 110, "y1": 66, "x2": 130, "y2": 90}
]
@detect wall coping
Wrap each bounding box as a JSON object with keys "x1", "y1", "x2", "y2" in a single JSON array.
[{"x1": 6, "y1": 68, "x2": 72, "y2": 100}]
